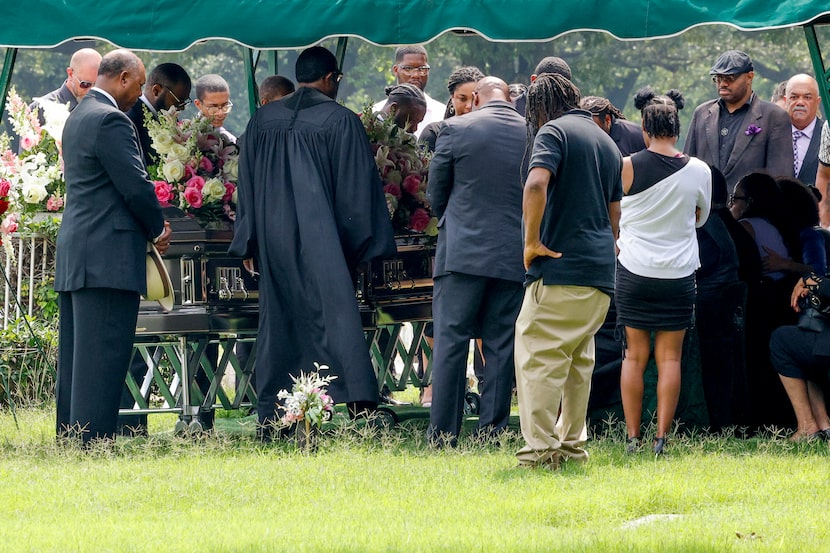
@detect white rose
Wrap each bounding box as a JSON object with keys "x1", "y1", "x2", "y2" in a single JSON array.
[
  {"x1": 150, "y1": 132, "x2": 175, "y2": 155},
  {"x1": 202, "y1": 177, "x2": 225, "y2": 202},
  {"x1": 162, "y1": 159, "x2": 185, "y2": 182},
  {"x1": 22, "y1": 181, "x2": 48, "y2": 204},
  {"x1": 168, "y1": 143, "x2": 191, "y2": 164},
  {"x1": 223, "y1": 158, "x2": 238, "y2": 180}
]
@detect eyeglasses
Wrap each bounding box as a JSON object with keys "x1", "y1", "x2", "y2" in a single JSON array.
[
  {"x1": 164, "y1": 86, "x2": 191, "y2": 110},
  {"x1": 71, "y1": 73, "x2": 95, "y2": 89},
  {"x1": 399, "y1": 65, "x2": 430, "y2": 75},
  {"x1": 202, "y1": 101, "x2": 233, "y2": 115},
  {"x1": 728, "y1": 194, "x2": 749, "y2": 206},
  {"x1": 712, "y1": 74, "x2": 740, "y2": 85}
]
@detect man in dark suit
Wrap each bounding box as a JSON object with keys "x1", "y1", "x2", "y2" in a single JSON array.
[
  {"x1": 31, "y1": 48, "x2": 101, "y2": 123},
  {"x1": 55, "y1": 49, "x2": 171, "y2": 444},
  {"x1": 426, "y1": 77, "x2": 526, "y2": 445},
  {"x1": 785, "y1": 73, "x2": 823, "y2": 186},
  {"x1": 126, "y1": 63, "x2": 192, "y2": 168},
  {"x1": 119, "y1": 62, "x2": 190, "y2": 435},
  {"x1": 684, "y1": 50, "x2": 793, "y2": 192}
]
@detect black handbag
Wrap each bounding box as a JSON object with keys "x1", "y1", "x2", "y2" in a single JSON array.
[{"x1": 797, "y1": 274, "x2": 830, "y2": 332}]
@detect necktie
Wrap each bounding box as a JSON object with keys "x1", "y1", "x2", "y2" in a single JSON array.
[{"x1": 793, "y1": 129, "x2": 803, "y2": 176}]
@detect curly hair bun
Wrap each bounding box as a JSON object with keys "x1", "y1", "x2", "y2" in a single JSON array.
[
  {"x1": 666, "y1": 89, "x2": 685, "y2": 110},
  {"x1": 633, "y1": 86, "x2": 656, "y2": 111}
]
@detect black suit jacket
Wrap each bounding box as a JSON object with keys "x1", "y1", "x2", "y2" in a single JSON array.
[
  {"x1": 55, "y1": 89, "x2": 165, "y2": 295},
  {"x1": 428, "y1": 100, "x2": 526, "y2": 283},
  {"x1": 796, "y1": 117, "x2": 823, "y2": 185},
  {"x1": 684, "y1": 95, "x2": 793, "y2": 191},
  {"x1": 126, "y1": 97, "x2": 155, "y2": 169}
]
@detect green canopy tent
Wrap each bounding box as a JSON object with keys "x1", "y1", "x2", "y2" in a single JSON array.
[{"x1": 3, "y1": 0, "x2": 830, "y2": 114}]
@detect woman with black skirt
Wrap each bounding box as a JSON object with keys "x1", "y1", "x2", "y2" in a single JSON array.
[{"x1": 617, "y1": 88, "x2": 712, "y2": 455}]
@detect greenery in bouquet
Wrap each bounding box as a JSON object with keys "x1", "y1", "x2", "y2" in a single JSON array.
[
  {"x1": 145, "y1": 107, "x2": 239, "y2": 225},
  {"x1": 276, "y1": 362, "x2": 337, "y2": 432},
  {"x1": 0, "y1": 87, "x2": 68, "y2": 242},
  {"x1": 360, "y1": 104, "x2": 437, "y2": 237}
]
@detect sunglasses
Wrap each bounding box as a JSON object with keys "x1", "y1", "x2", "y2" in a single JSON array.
[
  {"x1": 164, "y1": 86, "x2": 191, "y2": 110},
  {"x1": 72, "y1": 74, "x2": 95, "y2": 89}
]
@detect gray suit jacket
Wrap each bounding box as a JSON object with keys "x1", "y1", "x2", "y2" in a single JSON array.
[
  {"x1": 55, "y1": 89, "x2": 165, "y2": 294},
  {"x1": 684, "y1": 95, "x2": 793, "y2": 191},
  {"x1": 428, "y1": 100, "x2": 526, "y2": 283},
  {"x1": 796, "y1": 117, "x2": 823, "y2": 185}
]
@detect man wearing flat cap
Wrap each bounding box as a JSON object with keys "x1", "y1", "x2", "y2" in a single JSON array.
[{"x1": 684, "y1": 50, "x2": 792, "y2": 192}]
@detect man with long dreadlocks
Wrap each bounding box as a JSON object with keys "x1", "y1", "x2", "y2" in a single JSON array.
[
  {"x1": 580, "y1": 95, "x2": 646, "y2": 156},
  {"x1": 514, "y1": 73, "x2": 622, "y2": 470}
]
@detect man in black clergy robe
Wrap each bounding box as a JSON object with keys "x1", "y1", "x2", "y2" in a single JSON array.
[{"x1": 229, "y1": 46, "x2": 396, "y2": 437}]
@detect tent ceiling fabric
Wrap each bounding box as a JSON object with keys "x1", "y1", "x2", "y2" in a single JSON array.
[{"x1": 3, "y1": 0, "x2": 830, "y2": 50}]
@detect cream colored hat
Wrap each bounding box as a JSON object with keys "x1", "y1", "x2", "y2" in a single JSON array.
[{"x1": 144, "y1": 242, "x2": 174, "y2": 312}]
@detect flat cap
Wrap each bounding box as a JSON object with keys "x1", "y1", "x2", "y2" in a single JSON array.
[{"x1": 710, "y1": 50, "x2": 754, "y2": 75}]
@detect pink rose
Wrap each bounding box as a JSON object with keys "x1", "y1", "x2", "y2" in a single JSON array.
[
  {"x1": 222, "y1": 182, "x2": 235, "y2": 203},
  {"x1": 46, "y1": 195, "x2": 64, "y2": 212},
  {"x1": 154, "y1": 181, "x2": 174, "y2": 205},
  {"x1": 1, "y1": 214, "x2": 18, "y2": 234},
  {"x1": 402, "y1": 174, "x2": 421, "y2": 196},
  {"x1": 183, "y1": 187, "x2": 203, "y2": 208},
  {"x1": 0, "y1": 178, "x2": 11, "y2": 197},
  {"x1": 19, "y1": 133, "x2": 39, "y2": 151},
  {"x1": 383, "y1": 183, "x2": 401, "y2": 199},
  {"x1": 409, "y1": 208, "x2": 430, "y2": 232},
  {"x1": 199, "y1": 156, "x2": 214, "y2": 174},
  {"x1": 184, "y1": 163, "x2": 196, "y2": 180},
  {"x1": 186, "y1": 175, "x2": 205, "y2": 191}
]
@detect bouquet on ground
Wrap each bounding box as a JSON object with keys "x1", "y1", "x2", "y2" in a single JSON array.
[
  {"x1": 145, "y1": 107, "x2": 239, "y2": 225},
  {"x1": 277, "y1": 362, "x2": 337, "y2": 436},
  {"x1": 0, "y1": 87, "x2": 69, "y2": 242},
  {"x1": 360, "y1": 105, "x2": 437, "y2": 237}
]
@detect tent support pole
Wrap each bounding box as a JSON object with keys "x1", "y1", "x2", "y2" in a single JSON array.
[
  {"x1": 0, "y1": 48, "x2": 19, "y2": 116},
  {"x1": 804, "y1": 23, "x2": 830, "y2": 120},
  {"x1": 244, "y1": 48, "x2": 258, "y2": 114},
  {"x1": 335, "y1": 37, "x2": 349, "y2": 70}
]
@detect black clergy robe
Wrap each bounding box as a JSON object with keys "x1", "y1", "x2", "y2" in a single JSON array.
[{"x1": 229, "y1": 87, "x2": 396, "y2": 426}]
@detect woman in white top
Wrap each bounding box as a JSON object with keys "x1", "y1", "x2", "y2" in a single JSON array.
[{"x1": 617, "y1": 87, "x2": 712, "y2": 456}]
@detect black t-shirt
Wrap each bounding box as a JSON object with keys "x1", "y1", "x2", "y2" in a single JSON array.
[{"x1": 526, "y1": 109, "x2": 623, "y2": 294}]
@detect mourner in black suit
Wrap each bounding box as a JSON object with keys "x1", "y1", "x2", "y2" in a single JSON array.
[
  {"x1": 684, "y1": 50, "x2": 793, "y2": 192},
  {"x1": 426, "y1": 77, "x2": 527, "y2": 445},
  {"x1": 30, "y1": 48, "x2": 101, "y2": 123},
  {"x1": 55, "y1": 50, "x2": 171, "y2": 444},
  {"x1": 126, "y1": 63, "x2": 192, "y2": 168},
  {"x1": 771, "y1": 274, "x2": 830, "y2": 440},
  {"x1": 120, "y1": 63, "x2": 191, "y2": 434},
  {"x1": 785, "y1": 74, "x2": 823, "y2": 186}
]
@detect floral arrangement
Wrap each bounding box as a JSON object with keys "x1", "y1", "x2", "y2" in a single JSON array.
[
  {"x1": 277, "y1": 362, "x2": 337, "y2": 434},
  {"x1": 360, "y1": 105, "x2": 437, "y2": 237},
  {"x1": 0, "y1": 87, "x2": 69, "y2": 243},
  {"x1": 145, "y1": 107, "x2": 239, "y2": 225},
  {"x1": 745, "y1": 124, "x2": 762, "y2": 136}
]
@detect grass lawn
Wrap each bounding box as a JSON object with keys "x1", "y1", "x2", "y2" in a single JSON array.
[{"x1": 0, "y1": 406, "x2": 828, "y2": 553}]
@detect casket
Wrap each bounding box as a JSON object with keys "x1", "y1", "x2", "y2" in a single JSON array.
[
  {"x1": 137, "y1": 215, "x2": 258, "y2": 335},
  {"x1": 355, "y1": 233, "x2": 434, "y2": 326}
]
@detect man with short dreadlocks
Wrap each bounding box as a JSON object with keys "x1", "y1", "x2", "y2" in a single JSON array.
[
  {"x1": 580, "y1": 95, "x2": 646, "y2": 156},
  {"x1": 514, "y1": 73, "x2": 622, "y2": 471}
]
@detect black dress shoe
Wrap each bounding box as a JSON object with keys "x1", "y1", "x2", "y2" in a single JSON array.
[
  {"x1": 379, "y1": 393, "x2": 411, "y2": 406},
  {"x1": 347, "y1": 401, "x2": 379, "y2": 419},
  {"x1": 653, "y1": 437, "x2": 667, "y2": 456}
]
